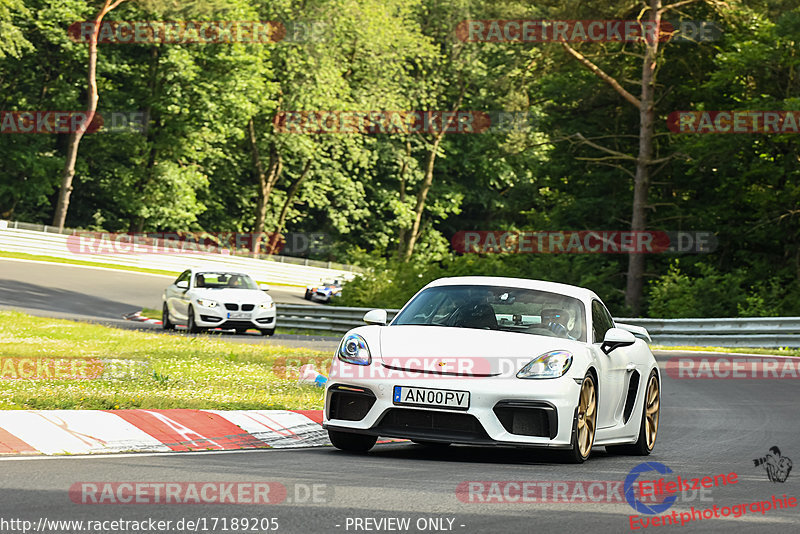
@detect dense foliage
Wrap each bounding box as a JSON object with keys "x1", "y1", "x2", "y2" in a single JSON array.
[{"x1": 1, "y1": 0, "x2": 798, "y2": 317}]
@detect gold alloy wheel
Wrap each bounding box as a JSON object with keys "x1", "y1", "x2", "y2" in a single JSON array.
[
  {"x1": 645, "y1": 374, "x2": 660, "y2": 450},
  {"x1": 577, "y1": 376, "x2": 597, "y2": 458}
]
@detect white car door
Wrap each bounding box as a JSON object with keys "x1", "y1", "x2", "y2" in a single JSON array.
[
  {"x1": 166, "y1": 270, "x2": 191, "y2": 321},
  {"x1": 591, "y1": 300, "x2": 629, "y2": 429}
]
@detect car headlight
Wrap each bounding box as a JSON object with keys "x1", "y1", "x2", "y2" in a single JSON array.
[
  {"x1": 196, "y1": 298, "x2": 218, "y2": 308},
  {"x1": 517, "y1": 350, "x2": 573, "y2": 379},
  {"x1": 338, "y1": 334, "x2": 371, "y2": 366},
  {"x1": 260, "y1": 301, "x2": 275, "y2": 309}
]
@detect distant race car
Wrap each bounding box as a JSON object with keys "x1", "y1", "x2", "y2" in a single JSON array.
[
  {"x1": 162, "y1": 269, "x2": 276, "y2": 335},
  {"x1": 305, "y1": 279, "x2": 342, "y2": 303},
  {"x1": 323, "y1": 276, "x2": 660, "y2": 463}
]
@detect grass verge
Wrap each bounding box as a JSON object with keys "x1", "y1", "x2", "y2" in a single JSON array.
[
  {"x1": 0, "y1": 250, "x2": 177, "y2": 277},
  {"x1": 652, "y1": 345, "x2": 799, "y2": 357},
  {"x1": 0, "y1": 311, "x2": 329, "y2": 410}
]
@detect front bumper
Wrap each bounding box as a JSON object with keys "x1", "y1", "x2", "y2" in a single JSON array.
[
  {"x1": 322, "y1": 372, "x2": 582, "y2": 448},
  {"x1": 195, "y1": 306, "x2": 276, "y2": 330}
]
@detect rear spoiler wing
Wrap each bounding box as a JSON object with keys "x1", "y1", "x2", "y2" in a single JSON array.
[{"x1": 615, "y1": 323, "x2": 652, "y2": 344}]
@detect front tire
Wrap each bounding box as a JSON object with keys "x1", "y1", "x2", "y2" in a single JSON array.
[
  {"x1": 563, "y1": 372, "x2": 597, "y2": 463},
  {"x1": 187, "y1": 306, "x2": 203, "y2": 334},
  {"x1": 607, "y1": 370, "x2": 660, "y2": 456},
  {"x1": 328, "y1": 430, "x2": 377, "y2": 453},
  {"x1": 304, "y1": 290, "x2": 313, "y2": 300},
  {"x1": 161, "y1": 303, "x2": 174, "y2": 331}
]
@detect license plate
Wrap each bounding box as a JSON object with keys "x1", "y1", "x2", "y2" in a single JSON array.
[
  {"x1": 393, "y1": 386, "x2": 470, "y2": 410},
  {"x1": 227, "y1": 312, "x2": 250, "y2": 319}
]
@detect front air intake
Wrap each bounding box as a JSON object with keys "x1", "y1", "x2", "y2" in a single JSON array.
[
  {"x1": 327, "y1": 385, "x2": 376, "y2": 421},
  {"x1": 493, "y1": 400, "x2": 558, "y2": 439}
]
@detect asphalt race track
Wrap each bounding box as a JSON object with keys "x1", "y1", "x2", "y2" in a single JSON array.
[
  {"x1": 1, "y1": 257, "x2": 799, "y2": 532},
  {"x1": 0, "y1": 361, "x2": 798, "y2": 533},
  {"x1": 0, "y1": 258, "x2": 339, "y2": 350}
]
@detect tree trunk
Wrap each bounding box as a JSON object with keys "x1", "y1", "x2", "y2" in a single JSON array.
[
  {"x1": 248, "y1": 118, "x2": 282, "y2": 256},
  {"x1": 395, "y1": 140, "x2": 411, "y2": 259},
  {"x1": 267, "y1": 159, "x2": 312, "y2": 255},
  {"x1": 625, "y1": 0, "x2": 662, "y2": 315},
  {"x1": 402, "y1": 97, "x2": 463, "y2": 262},
  {"x1": 402, "y1": 135, "x2": 443, "y2": 261},
  {"x1": 52, "y1": 0, "x2": 127, "y2": 230},
  {"x1": 562, "y1": 0, "x2": 683, "y2": 314}
]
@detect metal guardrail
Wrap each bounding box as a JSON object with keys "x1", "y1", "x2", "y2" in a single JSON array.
[
  {"x1": 278, "y1": 305, "x2": 400, "y2": 334},
  {"x1": 0, "y1": 220, "x2": 359, "y2": 287},
  {"x1": 0, "y1": 219, "x2": 358, "y2": 271},
  {"x1": 277, "y1": 304, "x2": 800, "y2": 348}
]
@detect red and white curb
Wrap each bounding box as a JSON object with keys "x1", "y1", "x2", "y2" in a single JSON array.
[
  {"x1": 0, "y1": 409, "x2": 328, "y2": 456},
  {"x1": 122, "y1": 311, "x2": 162, "y2": 326}
]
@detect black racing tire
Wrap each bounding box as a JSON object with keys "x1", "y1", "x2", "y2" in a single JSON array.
[
  {"x1": 304, "y1": 290, "x2": 313, "y2": 300},
  {"x1": 606, "y1": 370, "x2": 660, "y2": 456},
  {"x1": 328, "y1": 430, "x2": 377, "y2": 453},
  {"x1": 259, "y1": 328, "x2": 275, "y2": 336},
  {"x1": 161, "y1": 303, "x2": 175, "y2": 331},
  {"x1": 187, "y1": 305, "x2": 203, "y2": 334}
]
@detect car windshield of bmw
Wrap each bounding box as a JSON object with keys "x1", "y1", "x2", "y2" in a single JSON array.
[
  {"x1": 194, "y1": 272, "x2": 259, "y2": 290},
  {"x1": 391, "y1": 285, "x2": 587, "y2": 342}
]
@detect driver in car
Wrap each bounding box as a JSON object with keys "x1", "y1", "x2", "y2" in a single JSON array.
[{"x1": 542, "y1": 308, "x2": 577, "y2": 340}]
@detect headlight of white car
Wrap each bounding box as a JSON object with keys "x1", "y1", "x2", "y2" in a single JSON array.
[
  {"x1": 517, "y1": 350, "x2": 573, "y2": 379},
  {"x1": 196, "y1": 298, "x2": 218, "y2": 308},
  {"x1": 338, "y1": 334, "x2": 371, "y2": 366},
  {"x1": 259, "y1": 301, "x2": 275, "y2": 309}
]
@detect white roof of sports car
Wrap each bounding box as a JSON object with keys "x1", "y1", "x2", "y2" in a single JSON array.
[{"x1": 424, "y1": 276, "x2": 600, "y2": 303}]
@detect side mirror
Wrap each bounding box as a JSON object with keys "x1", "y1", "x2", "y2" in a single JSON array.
[
  {"x1": 363, "y1": 309, "x2": 388, "y2": 326},
  {"x1": 601, "y1": 327, "x2": 636, "y2": 355},
  {"x1": 259, "y1": 283, "x2": 270, "y2": 291},
  {"x1": 176, "y1": 280, "x2": 189, "y2": 290}
]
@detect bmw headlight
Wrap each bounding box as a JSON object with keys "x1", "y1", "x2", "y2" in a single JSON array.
[
  {"x1": 260, "y1": 301, "x2": 274, "y2": 309},
  {"x1": 338, "y1": 334, "x2": 371, "y2": 366},
  {"x1": 517, "y1": 350, "x2": 573, "y2": 379},
  {"x1": 196, "y1": 298, "x2": 218, "y2": 308}
]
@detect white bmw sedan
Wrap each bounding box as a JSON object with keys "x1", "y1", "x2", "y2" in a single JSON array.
[
  {"x1": 162, "y1": 269, "x2": 276, "y2": 335},
  {"x1": 323, "y1": 276, "x2": 660, "y2": 463}
]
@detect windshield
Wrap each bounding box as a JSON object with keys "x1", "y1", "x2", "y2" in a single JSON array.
[
  {"x1": 392, "y1": 284, "x2": 586, "y2": 342},
  {"x1": 194, "y1": 272, "x2": 258, "y2": 290}
]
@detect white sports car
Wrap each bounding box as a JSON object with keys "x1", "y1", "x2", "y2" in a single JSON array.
[
  {"x1": 162, "y1": 269, "x2": 276, "y2": 335},
  {"x1": 323, "y1": 276, "x2": 660, "y2": 463}
]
